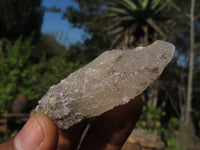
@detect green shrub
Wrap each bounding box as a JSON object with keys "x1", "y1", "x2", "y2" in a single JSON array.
[
  {"x1": 0, "y1": 36, "x2": 83, "y2": 114},
  {"x1": 137, "y1": 96, "x2": 166, "y2": 134},
  {"x1": 0, "y1": 37, "x2": 34, "y2": 113},
  {"x1": 137, "y1": 96, "x2": 180, "y2": 150}
]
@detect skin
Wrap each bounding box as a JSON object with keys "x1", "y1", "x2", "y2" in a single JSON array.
[{"x1": 0, "y1": 95, "x2": 142, "y2": 150}]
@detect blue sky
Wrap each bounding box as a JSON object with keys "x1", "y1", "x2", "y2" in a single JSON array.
[{"x1": 41, "y1": 0, "x2": 86, "y2": 47}]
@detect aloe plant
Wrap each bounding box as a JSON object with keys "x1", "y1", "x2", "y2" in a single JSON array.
[{"x1": 105, "y1": 0, "x2": 171, "y2": 48}]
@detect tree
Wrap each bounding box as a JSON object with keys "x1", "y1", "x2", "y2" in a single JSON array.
[
  {"x1": 64, "y1": 1, "x2": 200, "y2": 149},
  {"x1": 162, "y1": 0, "x2": 200, "y2": 149},
  {"x1": 105, "y1": 0, "x2": 172, "y2": 48},
  {"x1": 63, "y1": 0, "x2": 112, "y2": 62},
  {"x1": 186, "y1": 0, "x2": 195, "y2": 125},
  {"x1": 33, "y1": 34, "x2": 67, "y2": 61},
  {"x1": 0, "y1": 0, "x2": 44, "y2": 41}
]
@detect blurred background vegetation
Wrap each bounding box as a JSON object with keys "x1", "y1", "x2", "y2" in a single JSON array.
[{"x1": 0, "y1": 0, "x2": 200, "y2": 149}]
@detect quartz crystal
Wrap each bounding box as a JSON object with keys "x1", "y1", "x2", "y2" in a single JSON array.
[{"x1": 36, "y1": 40, "x2": 175, "y2": 129}]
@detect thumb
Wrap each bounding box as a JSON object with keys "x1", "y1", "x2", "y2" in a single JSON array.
[{"x1": 0, "y1": 112, "x2": 58, "y2": 150}]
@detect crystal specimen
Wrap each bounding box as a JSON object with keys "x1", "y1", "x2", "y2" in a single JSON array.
[{"x1": 36, "y1": 40, "x2": 175, "y2": 129}]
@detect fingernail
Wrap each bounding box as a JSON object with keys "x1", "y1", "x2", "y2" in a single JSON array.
[{"x1": 14, "y1": 114, "x2": 45, "y2": 150}]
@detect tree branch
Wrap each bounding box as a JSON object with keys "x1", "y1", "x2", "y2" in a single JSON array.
[{"x1": 166, "y1": 0, "x2": 190, "y2": 18}]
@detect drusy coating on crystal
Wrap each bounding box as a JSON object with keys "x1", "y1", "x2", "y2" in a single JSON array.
[{"x1": 36, "y1": 40, "x2": 175, "y2": 129}]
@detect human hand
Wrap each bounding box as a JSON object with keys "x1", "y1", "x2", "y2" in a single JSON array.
[{"x1": 0, "y1": 96, "x2": 142, "y2": 150}]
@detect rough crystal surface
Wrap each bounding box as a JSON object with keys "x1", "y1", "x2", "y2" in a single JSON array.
[{"x1": 36, "y1": 40, "x2": 175, "y2": 129}]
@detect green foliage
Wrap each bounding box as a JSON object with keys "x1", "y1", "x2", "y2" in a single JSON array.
[
  {"x1": 137, "y1": 96, "x2": 180, "y2": 149},
  {"x1": 0, "y1": 35, "x2": 83, "y2": 114},
  {"x1": 158, "y1": 117, "x2": 179, "y2": 139},
  {"x1": 0, "y1": 0, "x2": 44, "y2": 41},
  {"x1": 167, "y1": 140, "x2": 181, "y2": 150},
  {"x1": 162, "y1": 117, "x2": 180, "y2": 150},
  {"x1": 63, "y1": 0, "x2": 112, "y2": 61},
  {"x1": 34, "y1": 34, "x2": 67, "y2": 59},
  {"x1": 0, "y1": 37, "x2": 34, "y2": 112},
  {"x1": 64, "y1": 0, "x2": 173, "y2": 50},
  {"x1": 168, "y1": 117, "x2": 179, "y2": 130},
  {"x1": 137, "y1": 97, "x2": 166, "y2": 133},
  {"x1": 137, "y1": 104, "x2": 165, "y2": 133},
  {"x1": 105, "y1": 0, "x2": 172, "y2": 47}
]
